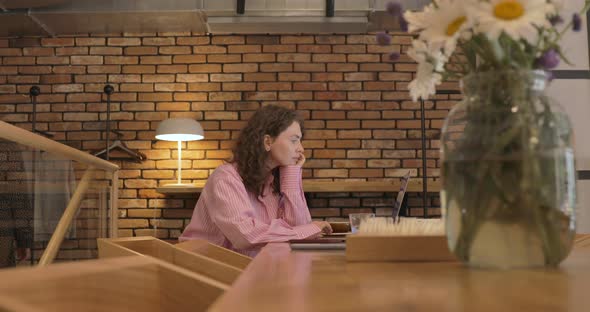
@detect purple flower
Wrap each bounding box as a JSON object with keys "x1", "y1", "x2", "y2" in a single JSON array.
[
  {"x1": 376, "y1": 31, "x2": 392, "y2": 45},
  {"x1": 389, "y1": 52, "x2": 401, "y2": 61},
  {"x1": 536, "y1": 49, "x2": 560, "y2": 69},
  {"x1": 549, "y1": 15, "x2": 563, "y2": 26},
  {"x1": 573, "y1": 13, "x2": 582, "y2": 32},
  {"x1": 386, "y1": 2, "x2": 403, "y2": 17}
]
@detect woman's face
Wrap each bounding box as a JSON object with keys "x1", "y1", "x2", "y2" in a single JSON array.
[{"x1": 265, "y1": 121, "x2": 304, "y2": 168}]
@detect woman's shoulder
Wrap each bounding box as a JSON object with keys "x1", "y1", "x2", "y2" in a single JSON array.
[{"x1": 208, "y1": 163, "x2": 242, "y2": 182}]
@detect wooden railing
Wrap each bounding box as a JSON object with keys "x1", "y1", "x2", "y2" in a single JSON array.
[{"x1": 0, "y1": 121, "x2": 120, "y2": 265}]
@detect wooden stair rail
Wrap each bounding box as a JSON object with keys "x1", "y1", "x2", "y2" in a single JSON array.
[{"x1": 38, "y1": 167, "x2": 95, "y2": 266}]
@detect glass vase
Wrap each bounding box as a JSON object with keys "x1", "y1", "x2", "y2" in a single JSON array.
[{"x1": 441, "y1": 70, "x2": 576, "y2": 269}]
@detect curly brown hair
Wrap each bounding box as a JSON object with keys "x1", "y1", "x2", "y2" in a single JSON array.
[{"x1": 231, "y1": 105, "x2": 304, "y2": 197}]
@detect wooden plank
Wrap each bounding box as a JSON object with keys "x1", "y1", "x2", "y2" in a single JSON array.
[
  {"x1": 0, "y1": 256, "x2": 226, "y2": 312},
  {"x1": 176, "y1": 239, "x2": 252, "y2": 270},
  {"x1": 98, "y1": 236, "x2": 242, "y2": 285},
  {"x1": 157, "y1": 179, "x2": 442, "y2": 194},
  {"x1": 345, "y1": 235, "x2": 456, "y2": 262},
  {"x1": 209, "y1": 235, "x2": 590, "y2": 312}
]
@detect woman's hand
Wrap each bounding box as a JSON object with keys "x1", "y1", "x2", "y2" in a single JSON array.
[
  {"x1": 312, "y1": 221, "x2": 333, "y2": 235},
  {"x1": 295, "y1": 152, "x2": 306, "y2": 167}
]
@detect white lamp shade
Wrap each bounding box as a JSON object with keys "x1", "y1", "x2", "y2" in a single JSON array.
[{"x1": 155, "y1": 118, "x2": 204, "y2": 141}]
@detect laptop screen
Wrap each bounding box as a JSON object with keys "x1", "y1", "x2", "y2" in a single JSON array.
[{"x1": 392, "y1": 171, "x2": 411, "y2": 219}]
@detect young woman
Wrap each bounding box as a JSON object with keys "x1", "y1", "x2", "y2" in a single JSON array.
[{"x1": 179, "y1": 105, "x2": 332, "y2": 256}]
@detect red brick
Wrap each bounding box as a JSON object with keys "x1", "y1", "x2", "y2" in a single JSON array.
[
  {"x1": 108, "y1": 38, "x2": 141, "y2": 46},
  {"x1": 141, "y1": 74, "x2": 176, "y2": 82},
  {"x1": 157, "y1": 65, "x2": 188, "y2": 73},
  {"x1": 41, "y1": 38, "x2": 74, "y2": 47},
  {"x1": 188, "y1": 83, "x2": 221, "y2": 91},
  {"x1": 212, "y1": 36, "x2": 245, "y2": 45},
  {"x1": 314, "y1": 92, "x2": 346, "y2": 101},
  {"x1": 281, "y1": 36, "x2": 314, "y2": 44},
  {"x1": 222, "y1": 83, "x2": 256, "y2": 91},
  {"x1": 174, "y1": 92, "x2": 207, "y2": 101},
  {"x1": 177, "y1": 37, "x2": 210, "y2": 45},
  {"x1": 173, "y1": 55, "x2": 206, "y2": 64},
  {"x1": 243, "y1": 53, "x2": 275, "y2": 63},
  {"x1": 243, "y1": 92, "x2": 277, "y2": 101},
  {"x1": 228, "y1": 45, "x2": 261, "y2": 53},
  {"x1": 154, "y1": 83, "x2": 187, "y2": 92},
  {"x1": 193, "y1": 46, "x2": 227, "y2": 54},
  {"x1": 312, "y1": 54, "x2": 346, "y2": 62},
  {"x1": 143, "y1": 37, "x2": 175, "y2": 46},
  {"x1": 159, "y1": 46, "x2": 192, "y2": 54},
  {"x1": 3, "y1": 57, "x2": 35, "y2": 65},
  {"x1": 211, "y1": 74, "x2": 242, "y2": 82},
  {"x1": 247, "y1": 35, "x2": 280, "y2": 44},
  {"x1": 87, "y1": 65, "x2": 121, "y2": 74},
  {"x1": 294, "y1": 63, "x2": 324, "y2": 72},
  {"x1": 189, "y1": 64, "x2": 221, "y2": 73},
  {"x1": 207, "y1": 54, "x2": 241, "y2": 63},
  {"x1": 37, "y1": 56, "x2": 70, "y2": 65},
  {"x1": 76, "y1": 38, "x2": 106, "y2": 46},
  {"x1": 277, "y1": 53, "x2": 311, "y2": 63},
  {"x1": 223, "y1": 63, "x2": 258, "y2": 73},
  {"x1": 293, "y1": 82, "x2": 327, "y2": 91},
  {"x1": 138, "y1": 93, "x2": 172, "y2": 101},
  {"x1": 263, "y1": 45, "x2": 296, "y2": 53},
  {"x1": 209, "y1": 92, "x2": 241, "y2": 101},
  {"x1": 40, "y1": 74, "x2": 72, "y2": 84},
  {"x1": 22, "y1": 47, "x2": 53, "y2": 56},
  {"x1": 105, "y1": 56, "x2": 138, "y2": 64},
  {"x1": 71, "y1": 55, "x2": 103, "y2": 65},
  {"x1": 260, "y1": 63, "x2": 292, "y2": 72},
  {"x1": 327, "y1": 63, "x2": 358, "y2": 72},
  {"x1": 177, "y1": 74, "x2": 208, "y2": 82},
  {"x1": 17, "y1": 66, "x2": 51, "y2": 74},
  {"x1": 124, "y1": 46, "x2": 158, "y2": 55},
  {"x1": 348, "y1": 54, "x2": 380, "y2": 62},
  {"x1": 87, "y1": 47, "x2": 120, "y2": 55},
  {"x1": 349, "y1": 92, "x2": 381, "y2": 100},
  {"x1": 120, "y1": 83, "x2": 153, "y2": 92},
  {"x1": 140, "y1": 56, "x2": 172, "y2": 64},
  {"x1": 123, "y1": 65, "x2": 156, "y2": 74},
  {"x1": 298, "y1": 45, "x2": 331, "y2": 53},
  {"x1": 156, "y1": 102, "x2": 190, "y2": 111},
  {"x1": 257, "y1": 82, "x2": 291, "y2": 91},
  {"x1": 244, "y1": 73, "x2": 275, "y2": 81}
]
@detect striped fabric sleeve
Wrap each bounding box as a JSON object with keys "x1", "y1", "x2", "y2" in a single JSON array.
[
  {"x1": 279, "y1": 165, "x2": 315, "y2": 226},
  {"x1": 206, "y1": 169, "x2": 321, "y2": 250}
]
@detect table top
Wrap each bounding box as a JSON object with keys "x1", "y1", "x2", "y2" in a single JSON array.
[{"x1": 209, "y1": 235, "x2": 590, "y2": 312}]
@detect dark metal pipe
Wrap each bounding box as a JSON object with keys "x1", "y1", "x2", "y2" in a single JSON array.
[
  {"x1": 236, "y1": 0, "x2": 245, "y2": 14},
  {"x1": 326, "y1": 0, "x2": 334, "y2": 17},
  {"x1": 104, "y1": 85, "x2": 114, "y2": 161},
  {"x1": 420, "y1": 99, "x2": 428, "y2": 218}
]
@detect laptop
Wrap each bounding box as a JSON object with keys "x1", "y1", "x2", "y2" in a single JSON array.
[{"x1": 392, "y1": 171, "x2": 411, "y2": 220}]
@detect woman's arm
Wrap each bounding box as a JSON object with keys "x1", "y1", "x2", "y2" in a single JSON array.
[
  {"x1": 205, "y1": 169, "x2": 322, "y2": 250},
  {"x1": 278, "y1": 165, "x2": 314, "y2": 225}
]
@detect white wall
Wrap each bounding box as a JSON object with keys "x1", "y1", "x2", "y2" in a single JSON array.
[{"x1": 545, "y1": 0, "x2": 590, "y2": 233}]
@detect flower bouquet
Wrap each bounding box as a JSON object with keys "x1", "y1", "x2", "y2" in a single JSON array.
[{"x1": 379, "y1": 0, "x2": 589, "y2": 268}]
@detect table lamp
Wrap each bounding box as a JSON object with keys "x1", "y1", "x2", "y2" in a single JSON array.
[{"x1": 155, "y1": 118, "x2": 204, "y2": 186}]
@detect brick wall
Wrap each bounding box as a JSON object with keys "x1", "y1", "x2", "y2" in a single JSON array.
[{"x1": 0, "y1": 32, "x2": 460, "y2": 242}]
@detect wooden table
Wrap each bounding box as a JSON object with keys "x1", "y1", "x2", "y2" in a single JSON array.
[{"x1": 209, "y1": 235, "x2": 590, "y2": 311}]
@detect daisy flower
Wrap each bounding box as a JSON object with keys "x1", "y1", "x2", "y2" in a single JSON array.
[
  {"x1": 407, "y1": 40, "x2": 447, "y2": 101},
  {"x1": 469, "y1": 0, "x2": 554, "y2": 44},
  {"x1": 404, "y1": 0, "x2": 472, "y2": 56}
]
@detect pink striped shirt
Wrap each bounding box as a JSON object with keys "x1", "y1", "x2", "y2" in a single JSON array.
[{"x1": 179, "y1": 163, "x2": 321, "y2": 256}]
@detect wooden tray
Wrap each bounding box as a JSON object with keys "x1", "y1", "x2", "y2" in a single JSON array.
[
  {"x1": 0, "y1": 256, "x2": 226, "y2": 312},
  {"x1": 98, "y1": 236, "x2": 242, "y2": 286},
  {"x1": 346, "y1": 235, "x2": 456, "y2": 262}
]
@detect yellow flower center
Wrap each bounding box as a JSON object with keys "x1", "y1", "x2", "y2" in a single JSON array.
[
  {"x1": 446, "y1": 16, "x2": 467, "y2": 36},
  {"x1": 493, "y1": 0, "x2": 524, "y2": 20}
]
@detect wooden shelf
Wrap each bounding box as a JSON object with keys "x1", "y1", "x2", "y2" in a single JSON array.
[{"x1": 156, "y1": 180, "x2": 441, "y2": 195}]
